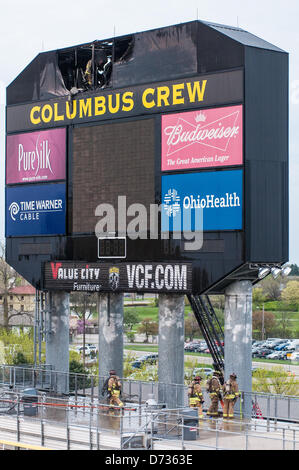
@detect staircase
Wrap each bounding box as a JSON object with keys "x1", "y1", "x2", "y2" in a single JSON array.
[{"x1": 187, "y1": 294, "x2": 225, "y2": 374}]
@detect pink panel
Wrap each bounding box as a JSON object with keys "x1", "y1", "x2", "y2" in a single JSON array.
[
  {"x1": 6, "y1": 128, "x2": 66, "y2": 184},
  {"x1": 161, "y1": 105, "x2": 243, "y2": 171}
]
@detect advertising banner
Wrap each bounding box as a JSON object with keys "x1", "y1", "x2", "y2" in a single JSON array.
[
  {"x1": 6, "y1": 183, "x2": 66, "y2": 236},
  {"x1": 44, "y1": 261, "x2": 192, "y2": 293},
  {"x1": 6, "y1": 70, "x2": 243, "y2": 133},
  {"x1": 162, "y1": 169, "x2": 243, "y2": 232},
  {"x1": 6, "y1": 128, "x2": 66, "y2": 184},
  {"x1": 161, "y1": 105, "x2": 243, "y2": 171}
]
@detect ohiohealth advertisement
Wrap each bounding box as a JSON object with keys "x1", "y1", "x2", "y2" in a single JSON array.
[
  {"x1": 6, "y1": 128, "x2": 66, "y2": 184},
  {"x1": 6, "y1": 183, "x2": 66, "y2": 236},
  {"x1": 161, "y1": 105, "x2": 243, "y2": 171},
  {"x1": 162, "y1": 169, "x2": 243, "y2": 232}
]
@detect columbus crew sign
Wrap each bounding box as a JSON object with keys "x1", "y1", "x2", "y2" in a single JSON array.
[{"x1": 44, "y1": 261, "x2": 192, "y2": 293}]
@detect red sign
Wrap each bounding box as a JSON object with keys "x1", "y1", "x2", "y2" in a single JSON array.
[{"x1": 161, "y1": 105, "x2": 243, "y2": 171}]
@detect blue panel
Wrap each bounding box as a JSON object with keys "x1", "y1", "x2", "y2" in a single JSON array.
[
  {"x1": 161, "y1": 170, "x2": 243, "y2": 232},
  {"x1": 6, "y1": 183, "x2": 66, "y2": 236}
]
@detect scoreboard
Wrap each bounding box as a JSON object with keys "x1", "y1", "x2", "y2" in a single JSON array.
[{"x1": 5, "y1": 21, "x2": 288, "y2": 294}]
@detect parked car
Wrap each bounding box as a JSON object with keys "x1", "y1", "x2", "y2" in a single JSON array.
[
  {"x1": 75, "y1": 345, "x2": 92, "y2": 356},
  {"x1": 86, "y1": 343, "x2": 98, "y2": 352},
  {"x1": 267, "y1": 351, "x2": 284, "y2": 360},
  {"x1": 268, "y1": 339, "x2": 286, "y2": 348},
  {"x1": 185, "y1": 343, "x2": 202, "y2": 352},
  {"x1": 290, "y1": 352, "x2": 299, "y2": 362},
  {"x1": 184, "y1": 344, "x2": 197, "y2": 352},
  {"x1": 143, "y1": 354, "x2": 158, "y2": 364},
  {"x1": 252, "y1": 348, "x2": 272, "y2": 358},
  {"x1": 131, "y1": 360, "x2": 143, "y2": 369},
  {"x1": 193, "y1": 367, "x2": 214, "y2": 378},
  {"x1": 274, "y1": 342, "x2": 290, "y2": 351},
  {"x1": 131, "y1": 353, "x2": 158, "y2": 369}
]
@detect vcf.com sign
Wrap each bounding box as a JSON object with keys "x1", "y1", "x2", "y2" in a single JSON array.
[{"x1": 44, "y1": 261, "x2": 193, "y2": 293}]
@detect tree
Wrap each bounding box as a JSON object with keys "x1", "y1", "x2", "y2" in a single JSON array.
[
  {"x1": 70, "y1": 291, "x2": 97, "y2": 368},
  {"x1": 252, "y1": 287, "x2": 266, "y2": 305},
  {"x1": 137, "y1": 317, "x2": 158, "y2": 343},
  {"x1": 252, "y1": 310, "x2": 276, "y2": 339},
  {"x1": 124, "y1": 309, "x2": 139, "y2": 332},
  {"x1": 259, "y1": 276, "x2": 283, "y2": 301},
  {"x1": 274, "y1": 310, "x2": 292, "y2": 339},
  {"x1": 0, "y1": 243, "x2": 26, "y2": 330},
  {"x1": 289, "y1": 264, "x2": 299, "y2": 276},
  {"x1": 185, "y1": 313, "x2": 200, "y2": 341},
  {"x1": 281, "y1": 280, "x2": 299, "y2": 306}
]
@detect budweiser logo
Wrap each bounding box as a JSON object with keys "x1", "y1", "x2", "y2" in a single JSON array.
[{"x1": 163, "y1": 109, "x2": 240, "y2": 156}]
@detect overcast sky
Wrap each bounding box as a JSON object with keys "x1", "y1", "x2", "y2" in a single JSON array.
[{"x1": 1, "y1": 0, "x2": 298, "y2": 262}]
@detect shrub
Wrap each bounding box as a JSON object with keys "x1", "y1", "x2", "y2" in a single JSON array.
[{"x1": 252, "y1": 367, "x2": 299, "y2": 395}]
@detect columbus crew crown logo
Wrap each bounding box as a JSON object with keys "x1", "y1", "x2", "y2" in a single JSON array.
[{"x1": 109, "y1": 267, "x2": 120, "y2": 290}]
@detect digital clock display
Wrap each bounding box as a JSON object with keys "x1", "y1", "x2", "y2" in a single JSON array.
[{"x1": 98, "y1": 237, "x2": 126, "y2": 258}]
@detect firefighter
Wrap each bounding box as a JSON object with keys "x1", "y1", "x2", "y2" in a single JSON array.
[
  {"x1": 107, "y1": 370, "x2": 124, "y2": 409},
  {"x1": 188, "y1": 376, "x2": 204, "y2": 419},
  {"x1": 206, "y1": 370, "x2": 222, "y2": 417},
  {"x1": 222, "y1": 373, "x2": 240, "y2": 419}
]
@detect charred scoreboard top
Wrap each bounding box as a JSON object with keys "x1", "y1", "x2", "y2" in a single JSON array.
[{"x1": 5, "y1": 21, "x2": 289, "y2": 294}]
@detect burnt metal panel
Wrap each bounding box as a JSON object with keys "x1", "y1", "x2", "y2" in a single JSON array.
[
  {"x1": 7, "y1": 52, "x2": 68, "y2": 106},
  {"x1": 113, "y1": 22, "x2": 198, "y2": 88}
]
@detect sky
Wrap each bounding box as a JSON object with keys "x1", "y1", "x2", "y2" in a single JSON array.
[{"x1": 1, "y1": 0, "x2": 299, "y2": 262}]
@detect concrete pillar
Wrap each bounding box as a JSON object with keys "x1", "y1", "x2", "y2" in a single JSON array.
[
  {"x1": 158, "y1": 294, "x2": 185, "y2": 408},
  {"x1": 224, "y1": 280, "x2": 252, "y2": 419},
  {"x1": 46, "y1": 292, "x2": 70, "y2": 394},
  {"x1": 98, "y1": 293, "x2": 124, "y2": 383}
]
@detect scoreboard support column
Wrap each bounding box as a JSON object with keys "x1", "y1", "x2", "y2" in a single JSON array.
[
  {"x1": 97, "y1": 293, "x2": 124, "y2": 387},
  {"x1": 158, "y1": 294, "x2": 185, "y2": 408},
  {"x1": 46, "y1": 291, "x2": 70, "y2": 395},
  {"x1": 224, "y1": 280, "x2": 252, "y2": 419}
]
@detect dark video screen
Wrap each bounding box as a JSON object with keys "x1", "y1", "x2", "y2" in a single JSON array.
[{"x1": 72, "y1": 118, "x2": 156, "y2": 234}]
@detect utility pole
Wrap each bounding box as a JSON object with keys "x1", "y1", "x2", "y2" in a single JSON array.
[{"x1": 262, "y1": 303, "x2": 265, "y2": 341}]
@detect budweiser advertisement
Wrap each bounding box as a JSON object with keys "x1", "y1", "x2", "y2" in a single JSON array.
[
  {"x1": 6, "y1": 128, "x2": 66, "y2": 184},
  {"x1": 161, "y1": 105, "x2": 243, "y2": 171}
]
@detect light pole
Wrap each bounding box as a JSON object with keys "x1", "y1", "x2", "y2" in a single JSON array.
[
  {"x1": 257, "y1": 304, "x2": 265, "y2": 340},
  {"x1": 261, "y1": 304, "x2": 265, "y2": 340}
]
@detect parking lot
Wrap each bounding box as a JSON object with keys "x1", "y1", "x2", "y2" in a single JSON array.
[{"x1": 184, "y1": 338, "x2": 299, "y2": 363}]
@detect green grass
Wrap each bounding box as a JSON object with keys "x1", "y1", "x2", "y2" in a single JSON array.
[
  {"x1": 124, "y1": 305, "x2": 193, "y2": 320},
  {"x1": 125, "y1": 345, "x2": 158, "y2": 353}
]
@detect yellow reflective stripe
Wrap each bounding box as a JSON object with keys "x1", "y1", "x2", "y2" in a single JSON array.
[{"x1": 190, "y1": 398, "x2": 200, "y2": 405}]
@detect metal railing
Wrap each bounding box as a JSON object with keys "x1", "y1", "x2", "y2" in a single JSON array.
[
  {"x1": 0, "y1": 365, "x2": 299, "y2": 424},
  {"x1": 0, "y1": 388, "x2": 298, "y2": 450}
]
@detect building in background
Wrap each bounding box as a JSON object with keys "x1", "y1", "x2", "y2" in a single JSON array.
[{"x1": 0, "y1": 283, "x2": 35, "y2": 332}]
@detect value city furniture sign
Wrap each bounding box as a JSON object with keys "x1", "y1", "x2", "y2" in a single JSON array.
[
  {"x1": 44, "y1": 261, "x2": 193, "y2": 293},
  {"x1": 6, "y1": 128, "x2": 66, "y2": 184}
]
